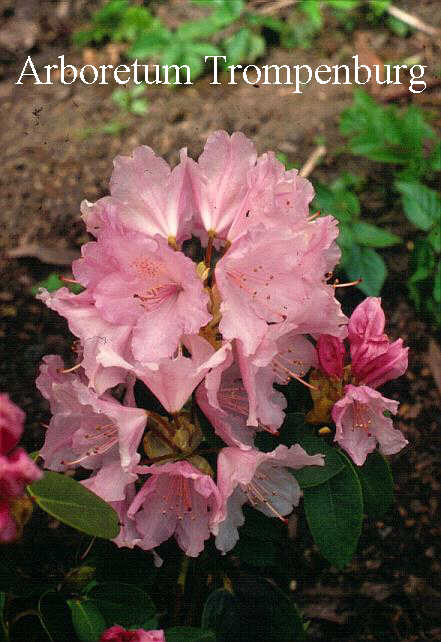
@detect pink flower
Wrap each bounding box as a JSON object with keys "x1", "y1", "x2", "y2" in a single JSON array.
[
  {"x1": 37, "y1": 356, "x2": 148, "y2": 502},
  {"x1": 72, "y1": 218, "x2": 210, "y2": 366},
  {"x1": 236, "y1": 325, "x2": 317, "y2": 428},
  {"x1": 128, "y1": 460, "x2": 223, "y2": 557},
  {"x1": 317, "y1": 335, "x2": 345, "y2": 378},
  {"x1": 215, "y1": 445, "x2": 324, "y2": 553},
  {"x1": 332, "y1": 384, "x2": 408, "y2": 466},
  {"x1": 0, "y1": 395, "x2": 42, "y2": 543},
  {"x1": 316, "y1": 298, "x2": 408, "y2": 389},
  {"x1": 99, "y1": 624, "x2": 165, "y2": 642},
  {"x1": 187, "y1": 130, "x2": 257, "y2": 240},
  {"x1": 196, "y1": 356, "x2": 262, "y2": 449},
  {"x1": 0, "y1": 393, "x2": 25, "y2": 454},
  {"x1": 352, "y1": 337, "x2": 408, "y2": 389},
  {"x1": 38, "y1": 288, "x2": 132, "y2": 395},
  {"x1": 85, "y1": 145, "x2": 193, "y2": 243},
  {"x1": 215, "y1": 219, "x2": 346, "y2": 357},
  {"x1": 227, "y1": 151, "x2": 314, "y2": 241},
  {"x1": 99, "y1": 335, "x2": 232, "y2": 414}
]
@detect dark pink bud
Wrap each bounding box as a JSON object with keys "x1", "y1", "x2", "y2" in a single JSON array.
[
  {"x1": 0, "y1": 394, "x2": 25, "y2": 455},
  {"x1": 317, "y1": 335, "x2": 345, "y2": 378}
]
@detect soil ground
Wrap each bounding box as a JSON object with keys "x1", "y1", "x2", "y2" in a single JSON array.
[{"x1": 1, "y1": 1, "x2": 441, "y2": 640}]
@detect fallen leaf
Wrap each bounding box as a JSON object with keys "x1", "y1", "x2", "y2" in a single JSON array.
[{"x1": 7, "y1": 244, "x2": 79, "y2": 266}]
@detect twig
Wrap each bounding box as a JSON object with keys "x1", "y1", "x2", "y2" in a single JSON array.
[
  {"x1": 254, "y1": 0, "x2": 297, "y2": 15},
  {"x1": 387, "y1": 4, "x2": 441, "y2": 37},
  {"x1": 299, "y1": 145, "x2": 326, "y2": 178}
]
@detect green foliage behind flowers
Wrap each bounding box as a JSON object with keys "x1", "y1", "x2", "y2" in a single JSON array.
[
  {"x1": 73, "y1": 0, "x2": 408, "y2": 85},
  {"x1": 341, "y1": 90, "x2": 441, "y2": 325}
]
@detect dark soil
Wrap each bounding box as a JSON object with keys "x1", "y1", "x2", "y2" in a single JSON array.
[{"x1": 1, "y1": 1, "x2": 441, "y2": 640}]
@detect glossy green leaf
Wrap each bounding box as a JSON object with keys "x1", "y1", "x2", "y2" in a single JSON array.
[
  {"x1": 27, "y1": 471, "x2": 120, "y2": 539},
  {"x1": 201, "y1": 589, "x2": 238, "y2": 639},
  {"x1": 343, "y1": 245, "x2": 387, "y2": 296},
  {"x1": 395, "y1": 180, "x2": 441, "y2": 231},
  {"x1": 165, "y1": 628, "x2": 216, "y2": 642},
  {"x1": 88, "y1": 582, "x2": 156, "y2": 629},
  {"x1": 303, "y1": 455, "x2": 363, "y2": 568},
  {"x1": 67, "y1": 599, "x2": 106, "y2": 642},
  {"x1": 356, "y1": 452, "x2": 394, "y2": 519},
  {"x1": 283, "y1": 417, "x2": 346, "y2": 488},
  {"x1": 352, "y1": 221, "x2": 401, "y2": 248}
]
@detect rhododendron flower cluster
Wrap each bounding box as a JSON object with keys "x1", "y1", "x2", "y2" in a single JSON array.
[
  {"x1": 0, "y1": 394, "x2": 42, "y2": 542},
  {"x1": 36, "y1": 131, "x2": 407, "y2": 558},
  {"x1": 315, "y1": 297, "x2": 408, "y2": 465}
]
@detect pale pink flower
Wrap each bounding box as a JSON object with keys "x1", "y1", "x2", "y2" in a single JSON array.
[
  {"x1": 85, "y1": 145, "x2": 193, "y2": 243},
  {"x1": 332, "y1": 384, "x2": 408, "y2": 466},
  {"x1": 196, "y1": 356, "x2": 261, "y2": 449},
  {"x1": 38, "y1": 288, "x2": 132, "y2": 395},
  {"x1": 128, "y1": 460, "x2": 223, "y2": 557},
  {"x1": 316, "y1": 335, "x2": 345, "y2": 378},
  {"x1": 99, "y1": 624, "x2": 165, "y2": 642},
  {"x1": 187, "y1": 130, "x2": 257, "y2": 240},
  {"x1": 348, "y1": 296, "x2": 390, "y2": 367},
  {"x1": 236, "y1": 325, "x2": 318, "y2": 428},
  {"x1": 99, "y1": 336, "x2": 232, "y2": 415},
  {"x1": 215, "y1": 219, "x2": 346, "y2": 357},
  {"x1": 227, "y1": 151, "x2": 314, "y2": 241},
  {"x1": 0, "y1": 395, "x2": 42, "y2": 542},
  {"x1": 215, "y1": 445, "x2": 324, "y2": 553},
  {"x1": 72, "y1": 218, "x2": 210, "y2": 366},
  {"x1": 37, "y1": 355, "x2": 147, "y2": 502}
]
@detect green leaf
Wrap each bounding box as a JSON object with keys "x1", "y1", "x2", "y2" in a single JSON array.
[
  {"x1": 395, "y1": 180, "x2": 441, "y2": 231},
  {"x1": 428, "y1": 226, "x2": 441, "y2": 253},
  {"x1": 314, "y1": 182, "x2": 360, "y2": 224},
  {"x1": 27, "y1": 471, "x2": 120, "y2": 539},
  {"x1": 176, "y1": 18, "x2": 220, "y2": 41},
  {"x1": 32, "y1": 273, "x2": 83, "y2": 296},
  {"x1": 67, "y1": 599, "x2": 106, "y2": 642},
  {"x1": 128, "y1": 26, "x2": 172, "y2": 59},
  {"x1": 356, "y1": 452, "x2": 394, "y2": 519},
  {"x1": 342, "y1": 245, "x2": 387, "y2": 296},
  {"x1": 434, "y1": 261, "x2": 441, "y2": 304},
  {"x1": 409, "y1": 238, "x2": 436, "y2": 284},
  {"x1": 303, "y1": 455, "x2": 363, "y2": 568},
  {"x1": 369, "y1": 0, "x2": 391, "y2": 16},
  {"x1": 88, "y1": 582, "x2": 157, "y2": 629},
  {"x1": 165, "y1": 628, "x2": 216, "y2": 642},
  {"x1": 352, "y1": 221, "x2": 401, "y2": 248},
  {"x1": 223, "y1": 27, "x2": 265, "y2": 65},
  {"x1": 201, "y1": 589, "x2": 238, "y2": 638},
  {"x1": 430, "y1": 140, "x2": 441, "y2": 171},
  {"x1": 282, "y1": 417, "x2": 346, "y2": 488}
]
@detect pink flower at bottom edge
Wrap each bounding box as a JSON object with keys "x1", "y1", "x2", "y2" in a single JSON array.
[
  {"x1": 128, "y1": 460, "x2": 223, "y2": 557},
  {"x1": 332, "y1": 384, "x2": 408, "y2": 466},
  {"x1": 99, "y1": 624, "x2": 165, "y2": 642}
]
